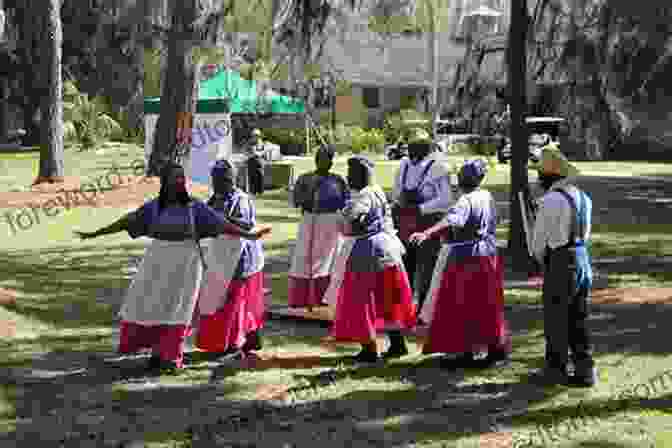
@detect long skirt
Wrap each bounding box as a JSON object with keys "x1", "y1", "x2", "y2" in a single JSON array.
[
  {"x1": 118, "y1": 240, "x2": 203, "y2": 368},
  {"x1": 288, "y1": 212, "x2": 343, "y2": 307},
  {"x1": 330, "y1": 266, "x2": 416, "y2": 343},
  {"x1": 196, "y1": 271, "x2": 265, "y2": 352},
  {"x1": 422, "y1": 255, "x2": 510, "y2": 355}
]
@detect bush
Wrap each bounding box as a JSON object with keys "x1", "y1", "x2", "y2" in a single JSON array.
[{"x1": 383, "y1": 109, "x2": 431, "y2": 144}]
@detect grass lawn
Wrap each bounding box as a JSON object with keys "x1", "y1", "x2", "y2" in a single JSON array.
[{"x1": 1, "y1": 144, "x2": 672, "y2": 446}]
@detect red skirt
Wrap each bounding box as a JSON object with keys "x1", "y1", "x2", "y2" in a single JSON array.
[
  {"x1": 330, "y1": 266, "x2": 416, "y2": 344},
  {"x1": 118, "y1": 322, "x2": 190, "y2": 368},
  {"x1": 287, "y1": 275, "x2": 331, "y2": 308},
  {"x1": 422, "y1": 255, "x2": 510, "y2": 355},
  {"x1": 196, "y1": 272, "x2": 265, "y2": 352}
]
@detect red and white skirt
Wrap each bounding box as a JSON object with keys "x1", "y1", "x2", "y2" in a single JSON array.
[{"x1": 422, "y1": 255, "x2": 510, "y2": 355}]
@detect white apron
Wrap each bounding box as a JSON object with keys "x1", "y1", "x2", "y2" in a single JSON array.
[
  {"x1": 197, "y1": 235, "x2": 245, "y2": 316},
  {"x1": 289, "y1": 212, "x2": 344, "y2": 279},
  {"x1": 119, "y1": 240, "x2": 203, "y2": 326}
]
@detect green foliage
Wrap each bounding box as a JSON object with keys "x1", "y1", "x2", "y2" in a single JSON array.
[
  {"x1": 143, "y1": 48, "x2": 162, "y2": 98},
  {"x1": 383, "y1": 109, "x2": 431, "y2": 143},
  {"x1": 62, "y1": 81, "x2": 123, "y2": 150}
]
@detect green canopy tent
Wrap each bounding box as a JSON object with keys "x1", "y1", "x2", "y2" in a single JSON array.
[{"x1": 143, "y1": 69, "x2": 305, "y2": 114}]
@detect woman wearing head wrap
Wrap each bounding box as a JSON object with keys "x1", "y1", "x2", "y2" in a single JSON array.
[
  {"x1": 75, "y1": 163, "x2": 271, "y2": 372},
  {"x1": 328, "y1": 156, "x2": 416, "y2": 363},
  {"x1": 194, "y1": 160, "x2": 266, "y2": 361},
  {"x1": 288, "y1": 144, "x2": 349, "y2": 310},
  {"x1": 409, "y1": 159, "x2": 510, "y2": 369}
]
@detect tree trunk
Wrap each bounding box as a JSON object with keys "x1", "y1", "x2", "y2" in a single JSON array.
[
  {"x1": 0, "y1": 77, "x2": 8, "y2": 142},
  {"x1": 147, "y1": 0, "x2": 199, "y2": 176},
  {"x1": 427, "y1": 2, "x2": 440, "y2": 139},
  {"x1": 507, "y1": 0, "x2": 531, "y2": 271},
  {"x1": 36, "y1": 0, "x2": 64, "y2": 183}
]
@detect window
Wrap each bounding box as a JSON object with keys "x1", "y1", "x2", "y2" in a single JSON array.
[{"x1": 362, "y1": 87, "x2": 380, "y2": 109}]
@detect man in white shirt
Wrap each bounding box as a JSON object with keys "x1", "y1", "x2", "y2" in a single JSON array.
[
  {"x1": 390, "y1": 128, "x2": 455, "y2": 316},
  {"x1": 530, "y1": 144, "x2": 597, "y2": 387}
]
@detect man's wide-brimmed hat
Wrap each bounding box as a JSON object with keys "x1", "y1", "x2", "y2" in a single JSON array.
[
  {"x1": 532, "y1": 143, "x2": 580, "y2": 177},
  {"x1": 406, "y1": 128, "x2": 432, "y2": 145}
]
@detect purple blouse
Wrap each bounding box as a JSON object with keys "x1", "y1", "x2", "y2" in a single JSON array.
[
  {"x1": 442, "y1": 189, "x2": 498, "y2": 259},
  {"x1": 126, "y1": 199, "x2": 224, "y2": 241},
  {"x1": 293, "y1": 172, "x2": 349, "y2": 213},
  {"x1": 208, "y1": 189, "x2": 264, "y2": 277}
]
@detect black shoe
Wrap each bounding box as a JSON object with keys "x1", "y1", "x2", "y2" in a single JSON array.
[
  {"x1": 469, "y1": 350, "x2": 511, "y2": 369},
  {"x1": 157, "y1": 360, "x2": 180, "y2": 375},
  {"x1": 567, "y1": 366, "x2": 598, "y2": 388},
  {"x1": 439, "y1": 353, "x2": 475, "y2": 370},
  {"x1": 147, "y1": 355, "x2": 161, "y2": 370},
  {"x1": 382, "y1": 345, "x2": 409, "y2": 360},
  {"x1": 528, "y1": 366, "x2": 569, "y2": 387},
  {"x1": 351, "y1": 349, "x2": 380, "y2": 364},
  {"x1": 241, "y1": 331, "x2": 263, "y2": 353}
]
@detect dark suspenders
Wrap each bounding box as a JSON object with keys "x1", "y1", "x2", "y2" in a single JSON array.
[{"x1": 554, "y1": 188, "x2": 585, "y2": 247}]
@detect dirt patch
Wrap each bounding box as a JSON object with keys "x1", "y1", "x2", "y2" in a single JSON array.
[
  {"x1": 253, "y1": 383, "x2": 291, "y2": 401},
  {"x1": 0, "y1": 287, "x2": 17, "y2": 307},
  {"x1": 0, "y1": 176, "x2": 211, "y2": 209},
  {"x1": 241, "y1": 353, "x2": 342, "y2": 371},
  {"x1": 592, "y1": 287, "x2": 672, "y2": 304},
  {"x1": 478, "y1": 432, "x2": 513, "y2": 447}
]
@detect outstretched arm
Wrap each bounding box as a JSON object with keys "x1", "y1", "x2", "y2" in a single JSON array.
[
  {"x1": 75, "y1": 214, "x2": 130, "y2": 240},
  {"x1": 217, "y1": 220, "x2": 271, "y2": 239}
]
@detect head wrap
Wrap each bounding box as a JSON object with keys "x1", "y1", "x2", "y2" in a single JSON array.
[
  {"x1": 532, "y1": 143, "x2": 580, "y2": 177},
  {"x1": 406, "y1": 128, "x2": 432, "y2": 145},
  {"x1": 316, "y1": 144, "x2": 336, "y2": 160},
  {"x1": 211, "y1": 159, "x2": 235, "y2": 180},
  {"x1": 458, "y1": 158, "x2": 488, "y2": 187},
  {"x1": 348, "y1": 155, "x2": 375, "y2": 175}
]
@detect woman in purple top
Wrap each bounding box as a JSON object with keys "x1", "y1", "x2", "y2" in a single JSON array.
[
  {"x1": 288, "y1": 144, "x2": 349, "y2": 309},
  {"x1": 75, "y1": 163, "x2": 271, "y2": 372},
  {"x1": 329, "y1": 156, "x2": 416, "y2": 363},
  {"x1": 410, "y1": 159, "x2": 510, "y2": 369},
  {"x1": 195, "y1": 160, "x2": 266, "y2": 360}
]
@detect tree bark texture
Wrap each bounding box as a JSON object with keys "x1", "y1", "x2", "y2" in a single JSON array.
[
  {"x1": 507, "y1": 0, "x2": 531, "y2": 271},
  {"x1": 37, "y1": 0, "x2": 65, "y2": 182},
  {"x1": 147, "y1": 0, "x2": 199, "y2": 176}
]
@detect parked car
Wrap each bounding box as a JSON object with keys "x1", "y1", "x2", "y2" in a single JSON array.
[{"x1": 497, "y1": 117, "x2": 567, "y2": 163}]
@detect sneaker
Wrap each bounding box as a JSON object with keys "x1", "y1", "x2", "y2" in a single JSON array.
[{"x1": 528, "y1": 366, "x2": 569, "y2": 387}]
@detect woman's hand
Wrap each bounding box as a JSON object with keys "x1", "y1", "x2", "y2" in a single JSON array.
[
  {"x1": 252, "y1": 225, "x2": 272, "y2": 239},
  {"x1": 74, "y1": 231, "x2": 96, "y2": 240},
  {"x1": 408, "y1": 231, "x2": 428, "y2": 246}
]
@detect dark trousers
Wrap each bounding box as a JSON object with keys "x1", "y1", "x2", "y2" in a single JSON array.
[
  {"x1": 402, "y1": 237, "x2": 441, "y2": 313},
  {"x1": 542, "y1": 248, "x2": 593, "y2": 371}
]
